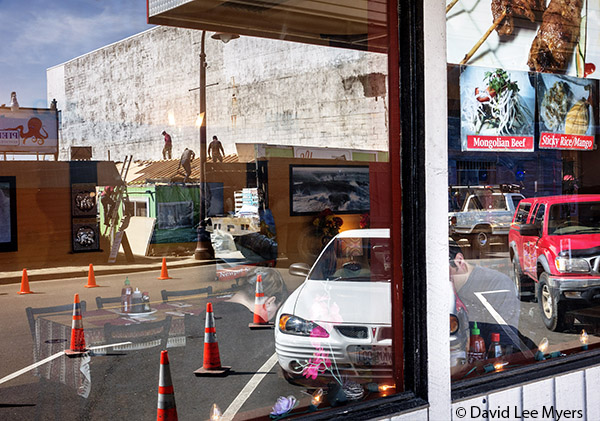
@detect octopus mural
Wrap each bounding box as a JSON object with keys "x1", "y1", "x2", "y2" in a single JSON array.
[{"x1": 7, "y1": 117, "x2": 48, "y2": 145}]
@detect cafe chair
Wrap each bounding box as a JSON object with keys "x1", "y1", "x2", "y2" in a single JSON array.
[
  {"x1": 95, "y1": 295, "x2": 121, "y2": 310},
  {"x1": 103, "y1": 316, "x2": 172, "y2": 351},
  {"x1": 26, "y1": 301, "x2": 87, "y2": 341},
  {"x1": 160, "y1": 286, "x2": 212, "y2": 303}
]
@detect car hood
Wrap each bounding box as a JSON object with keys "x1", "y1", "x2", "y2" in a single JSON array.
[
  {"x1": 546, "y1": 233, "x2": 600, "y2": 256},
  {"x1": 290, "y1": 280, "x2": 391, "y2": 325}
]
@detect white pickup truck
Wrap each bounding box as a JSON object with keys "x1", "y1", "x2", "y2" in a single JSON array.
[{"x1": 449, "y1": 191, "x2": 525, "y2": 256}]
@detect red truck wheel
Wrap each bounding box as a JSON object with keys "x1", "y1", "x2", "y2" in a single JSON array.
[{"x1": 538, "y1": 273, "x2": 565, "y2": 331}]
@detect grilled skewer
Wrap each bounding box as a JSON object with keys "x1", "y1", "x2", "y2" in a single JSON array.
[
  {"x1": 528, "y1": 0, "x2": 584, "y2": 73},
  {"x1": 492, "y1": 0, "x2": 545, "y2": 36}
]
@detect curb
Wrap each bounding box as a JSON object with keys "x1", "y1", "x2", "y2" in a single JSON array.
[{"x1": 0, "y1": 259, "x2": 217, "y2": 286}]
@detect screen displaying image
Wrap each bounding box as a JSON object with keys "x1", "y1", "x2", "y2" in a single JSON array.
[{"x1": 290, "y1": 165, "x2": 370, "y2": 215}]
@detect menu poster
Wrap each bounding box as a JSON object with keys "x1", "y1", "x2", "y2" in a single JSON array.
[
  {"x1": 460, "y1": 66, "x2": 536, "y2": 152},
  {"x1": 537, "y1": 73, "x2": 598, "y2": 150},
  {"x1": 447, "y1": 0, "x2": 599, "y2": 79}
]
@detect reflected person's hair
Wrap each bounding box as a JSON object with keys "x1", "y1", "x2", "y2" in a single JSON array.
[
  {"x1": 449, "y1": 239, "x2": 463, "y2": 268},
  {"x1": 237, "y1": 267, "x2": 289, "y2": 305}
]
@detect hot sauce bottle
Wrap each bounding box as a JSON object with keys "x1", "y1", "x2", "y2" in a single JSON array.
[{"x1": 467, "y1": 322, "x2": 486, "y2": 363}]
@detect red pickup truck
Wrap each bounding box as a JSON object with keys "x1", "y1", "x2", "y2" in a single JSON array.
[{"x1": 508, "y1": 195, "x2": 600, "y2": 331}]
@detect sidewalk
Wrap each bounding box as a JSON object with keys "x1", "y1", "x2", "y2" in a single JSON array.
[{"x1": 0, "y1": 254, "x2": 215, "y2": 285}]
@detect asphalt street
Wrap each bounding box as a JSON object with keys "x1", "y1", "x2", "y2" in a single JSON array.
[
  {"x1": 0, "y1": 265, "x2": 307, "y2": 420},
  {"x1": 468, "y1": 247, "x2": 593, "y2": 356}
]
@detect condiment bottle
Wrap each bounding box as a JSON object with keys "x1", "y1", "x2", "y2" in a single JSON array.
[
  {"x1": 121, "y1": 277, "x2": 132, "y2": 313},
  {"x1": 142, "y1": 292, "x2": 151, "y2": 312},
  {"x1": 487, "y1": 332, "x2": 503, "y2": 359},
  {"x1": 132, "y1": 288, "x2": 143, "y2": 313},
  {"x1": 467, "y1": 322, "x2": 486, "y2": 363}
]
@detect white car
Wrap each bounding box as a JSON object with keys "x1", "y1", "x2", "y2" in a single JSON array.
[
  {"x1": 275, "y1": 229, "x2": 469, "y2": 386},
  {"x1": 275, "y1": 229, "x2": 393, "y2": 385}
]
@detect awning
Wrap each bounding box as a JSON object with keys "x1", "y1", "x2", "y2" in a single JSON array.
[{"x1": 147, "y1": 0, "x2": 388, "y2": 53}]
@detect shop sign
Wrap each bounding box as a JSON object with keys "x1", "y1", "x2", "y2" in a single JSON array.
[
  {"x1": 294, "y1": 147, "x2": 351, "y2": 160},
  {"x1": 537, "y1": 73, "x2": 597, "y2": 151},
  {"x1": 460, "y1": 66, "x2": 536, "y2": 152},
  {"x1": 539, "y1": 133, "x2": 595, "y2": 151},
  {"x1": 466, "y1": 135, "x2": 534, "y2": 152},
  {"x1": 0, "y1": 107, "x2": 58, "y2": 154}
]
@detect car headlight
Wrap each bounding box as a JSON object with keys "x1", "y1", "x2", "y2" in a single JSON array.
[
  {"x1": 278, "y1": 314, "x2": 329, "y2": 337},
  {"x1": 555, "y1": 256, "x2": 590, "y2": 273},
  {"x1": 450, "y1": 314, "x2": 459, "y2": 335}
]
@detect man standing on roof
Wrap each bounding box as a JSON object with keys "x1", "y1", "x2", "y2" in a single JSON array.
[
  {"x1": 208, "y1": 135, "x2": 225, "y2": 162},
  {"x1": 178, "y1": 148, "x2": 195, "y2": 183},
  {"x1": 162, "y1": 130, "x2": 172, "y2": 159}
]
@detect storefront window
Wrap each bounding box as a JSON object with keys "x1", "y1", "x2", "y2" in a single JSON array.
[
  {"x1": 447, "y1": 1, "x2": 600, "y2": 381},
  {"x1": 0, "y1": 1, "x2": 404, "y2": 419}
]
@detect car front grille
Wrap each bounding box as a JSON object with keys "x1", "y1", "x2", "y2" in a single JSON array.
[{"x1": 336, "y1": 326, "x2": 369, "y2": 339}]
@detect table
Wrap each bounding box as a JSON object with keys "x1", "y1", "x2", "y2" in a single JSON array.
[{"x1": 32, "y1": 297, "x2": 215, "y2": 397}]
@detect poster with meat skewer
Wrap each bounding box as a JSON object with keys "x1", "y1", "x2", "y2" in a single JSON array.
[
  {"x1": 460, "y1": 66, "x2": 536, "y2": 151},
  {"x1": 447, "y1": 0, "x2": 600, "y2": 79},
  {"x1": 537, "y1": 73, "x2": 598, "y2": 150}
]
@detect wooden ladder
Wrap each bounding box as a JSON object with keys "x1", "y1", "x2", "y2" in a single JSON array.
[{"x1": 106, "y1": 155, "x2": 134, "y2": 263}]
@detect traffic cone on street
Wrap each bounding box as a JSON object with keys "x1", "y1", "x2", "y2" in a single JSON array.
[
  {"x1": 194, "y1": 303, "x2": 230, "y2": 376},
  {"x1": 17, "y1": 269, "x2": 33, "y2": 294},
  {"x1": 85, "y1": 264, "x2": 99, "y2": 288},
  {"x1": 65, "y1": 293, "x2": 88, "y2": 356},
  {"x1": 249, "y1": 274, "x2": 274, "y2": 329},
  {"x1": 157, "y1": 350, "x2": 178, "y2": 421},
  {"x1": 158, "y1": 258, "x2": 172, "y2": 280}
]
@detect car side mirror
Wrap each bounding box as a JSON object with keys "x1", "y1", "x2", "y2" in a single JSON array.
[
  {"x1": 289, "y1": 262, "x2": 310, "y2": 277},
  {"x1": 519, "y1": 223, "x2": 540, "y2": 237}
]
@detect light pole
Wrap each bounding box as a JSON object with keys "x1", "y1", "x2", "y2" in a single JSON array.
[
  {"x1": 194, "y1": 31, "x2": 238, "y2": 260},
  {"x1": 194, "y1": 30, "x2": 214, "y2": 260}
]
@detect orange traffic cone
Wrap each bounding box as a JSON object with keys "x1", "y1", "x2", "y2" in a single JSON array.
[
  {"x1": 85, "y1": 264, "x2": 99, "y2": 288},
  {"x1": 194, "y1": 303, "x2": 230, "y2": 376},
  {"x1": 17, "y1": 268, "x2": 33, "y2": 294},
  {"x1": 157, "y1": 258, "x2": 172, "y2": 280},
  {"x1": 157, "y1": 350, "x2": 178, "y2": 421},
  {"x1": 65, "y1": 293, "x2": 88, "y2": 356},
  {"x1": 249, "y1": 274, "x2": 274, "y2": 329}
]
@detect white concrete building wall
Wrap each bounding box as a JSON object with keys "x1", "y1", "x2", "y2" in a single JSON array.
[
  {"x1": 47, "y1": 26, "x2": 387, "y2": 161},
  {"x1": 424, "y1": 0, "x2": 452, "y2": 419}
]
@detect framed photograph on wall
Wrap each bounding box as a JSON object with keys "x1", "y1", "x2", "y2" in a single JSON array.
[
  {"x1": 72, "y1": 219, "x2": 100, "y2": 252},
  {"x1": 71, "y1": 183, "x2": 98, "y2": 217},
  {"x1": 289, "y1": 165, "x2": 370, "y2": 216},
  {"x1": 0, "y1": 176, "x2": 17, "y2": 252}
]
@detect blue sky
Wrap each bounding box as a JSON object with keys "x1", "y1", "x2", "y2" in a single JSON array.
[{"x1": 0, "y1": 0, "x2": 151, "y2": 108}]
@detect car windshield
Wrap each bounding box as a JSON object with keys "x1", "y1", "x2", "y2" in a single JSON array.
[
  {"x1": 468, "y1": 193, "x2": 508, "y2": 211},
  {"x1": 308, "y1": 236, "x2": 391, "y2": 282},
  {"x1": 548, "y1": 202, "x2": 600, "y2": 235}
]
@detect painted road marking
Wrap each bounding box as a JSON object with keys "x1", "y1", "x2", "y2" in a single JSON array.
[
  {"x1": 222, "y1": 352, "x2": 279, "y2": 420},
  {"x1": 474, "y1": 291, "x2": 533, "y2": 358},
  {"x1": 0, "y1": 342, "x2": 132, "y2": 386}
]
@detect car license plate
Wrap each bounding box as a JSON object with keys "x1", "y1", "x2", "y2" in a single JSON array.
[{"x1": 348, "y1": 345, "x2": 392, "y2": 367}]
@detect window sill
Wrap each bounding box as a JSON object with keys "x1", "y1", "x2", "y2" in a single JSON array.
[
  {"x1": 295, "y1": 391, "x2": 428, "y2": 420},
  {"x1": 452, "y1": 348, "x2": 600, "y2": 401}
]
